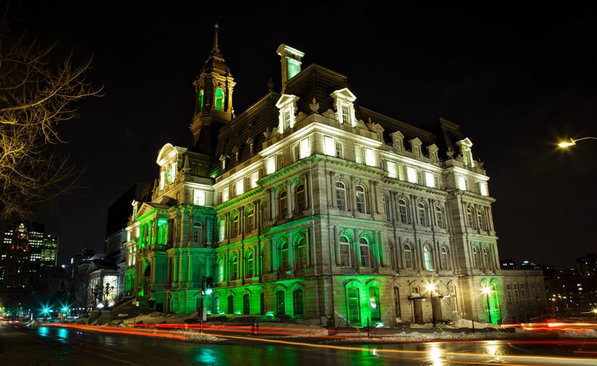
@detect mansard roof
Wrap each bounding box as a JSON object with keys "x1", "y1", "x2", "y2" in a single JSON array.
[{"x1": 210, "y1": 62, "x2": 468, "y2": 173}]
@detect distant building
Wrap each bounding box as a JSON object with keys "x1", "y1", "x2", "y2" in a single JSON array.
[
  {"x1": 0, "y1": 223, "x2": 59, "y2": 290},
  {"x1": 122, "y1": 27, "x2": 547, "y2": 326},
  {"x1": 104, "y1": 183, "x2": 151, "y2": 303}
]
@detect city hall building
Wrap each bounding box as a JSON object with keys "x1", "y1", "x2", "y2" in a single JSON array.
[{"x1": 122, "y1": 26, "x2": 546, "y2": 327}]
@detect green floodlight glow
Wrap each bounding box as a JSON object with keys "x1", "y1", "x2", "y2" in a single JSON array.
[{"x1": 204, "y1": 288, "x2": 213, "y2": 295}]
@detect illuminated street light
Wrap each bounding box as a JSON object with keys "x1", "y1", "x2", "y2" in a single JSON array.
[{"x1": 557, "y1": 136, "x2": 597, "y2": 149}]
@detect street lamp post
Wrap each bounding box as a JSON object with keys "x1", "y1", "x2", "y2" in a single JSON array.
[{"x1": 557, "y1": 136, "x2": 597, "y2": 149}]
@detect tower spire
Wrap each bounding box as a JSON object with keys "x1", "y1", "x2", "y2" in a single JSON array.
[{"x1": 212, "y1": 23, "x2": 220, "y2": 54}]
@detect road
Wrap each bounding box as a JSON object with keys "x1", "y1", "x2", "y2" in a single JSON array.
[{"x1": 1, "y1": 324, "x2": 596, "y2": 365}]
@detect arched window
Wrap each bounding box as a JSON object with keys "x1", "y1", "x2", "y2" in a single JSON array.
[
  {"x1": 418, "y1": 201, "x2": 428, "y2": 226},
  {"x1": 192, "y1": 221, "x2": 202, "y2": 244},
  {"x1": 482, "y1": 246, "x2": 490, "y2": 269},
  {"x1": 227, "y1": 295, "x2": 234, "y2": 314},
  {"x1": 359, "y1": 237, "x2": 371, "y2": 267},
  {"x1": 356, "y1": 185, "x2": 367, "y2": 213},
  {"x1": 198, "y1": 89, "x2": 204, "y2": 110},
  {"x1": 278, "y1": 191, "x2": 288, "y2": 218},
  {"x1": 472, "y1": 246, "x2": 480, "y2": 268},
  {"x1": 295, "y1": 238, "x2": 308, "y2": 269},
  {"x1": 339, "y1": 235, "x2": 351, "y2": 266},
  {"x1": 245, "y1": 206, "x2": 254, "y2": 233},
  {"x1": 336, "y1": 182, "x2": 347, "y2": 210},
  {"x1": 276, "y1": 290, "x2": 285, "y2": 315},
  {"x1": 435, "y1": 204, "x2": 445, "y2": 228},
  {"x1": 398, "y1": 198, "x2": 409, "y2": 224},
  {"x1": 231, "y1": 212, "x2": 239, "y2": 237},
  {"x1": 440, "y1": 246, "x2": 449, "y2": 270},
  {"x1": 369, "y1": 287, "x2": 381, "y2": 321},
  {"x1": 404, "y1": 244, "x2": 413, "y2": 269},
  {"x1": 423, "y1": 245, "x2": 434, "y2": 271},
  {"x1": 229, "y1": 255, "x2": 238, "y2": 280},
  {"x1": 215, "y1": 87, "x2": 225, "y2": 111},
  {"x1": 243, "y1": 294, "x2": 250, "y2": 314},
  {"x1": 295, "y1": 184, "x2": 306, "y2": 211},
  {"x1": 279, "y1": 240, "x2": 289, "y2": 272},
  {"x1": 245, "y1": 250, "x2": 254, "y2": 278},
  {"x1": 466, "y1": 206, "x2": 475, "y2": 228},
  {"x1": 293, "y1": 289, "x2": 304, "y2": 317},
  {"x1": 347, "y1": 287, "x2": 361, "y2": 325},
  {"x1": 478, "y1": 208, "x2": 486, "y2": 230},
  {"x1": 218, "y1": 219, "x2": 226, "y2": 242}
]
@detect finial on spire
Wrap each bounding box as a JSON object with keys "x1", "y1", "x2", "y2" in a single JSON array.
[{"x1": 213, "y1": 23, "x2": 220, "y2": 53}]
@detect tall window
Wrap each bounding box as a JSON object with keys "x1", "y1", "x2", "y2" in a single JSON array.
[
  {"x1": 435, "y1": 204, "x2": 445, "y2": 228},
  {"x1": 482, "y1": 246, "x2": 490, "y2": 269},
  {"x1": 217, "y1": 260, "x2": 224, "y2": 282},
  {"x1": 279, "y1": 191, "x2": 288, "y2": 218},
  {"x1": 423, "y1": 245, "x2": 434, "y2": 271},
  {"x1": 218, "y1": 220, "x2": 226, "y2": 242},
  {"x1": 295, "y1": 184, "x2": 306, "y2": 212},
  {"x1": 276, "y1": 291, "x2": 285, "y2": 315},
  {"x1": 418, "y1": 201, "x2": 428, "y2": 226},
  {"x1": 336, "y1": 182, "x2": 347, "y2": 210},
  {"x1": 384, "y1": 196, "x2": 391, "y2": 221},
  {"x1": 282, "y1": 110, "x2": 291, "y2": 131},
  {"x1": 227, "y1": 295, "x2": 234, "y2": 314},
  {"x1": 359, "y1": 237, "x2": 371, "y2": 267},
  {"x1": 215, "y1": 88, "x2": 225, "y2": 111},
  {"x1": 440, "y1": 246, "x2": 449, "y2": 270},
  {"x1": 296, "y1": 238, "x2": 307, "y2": 269},
  {"x1": 472, "y1": 246, "x2": 480, "y2": 268},
  {"x1": 279, "y1": 241, "x2": 289, "y2": 272},
  {"x1": 243, "y1": 294, "x2": 250, "y2": 315},
  {"x1": 356, "y1": 185, "x2": 367, "y2": 213},
  {"x1": 335, "y1": 142, "x2": 344, "y2": 158},
  {"x1": 394, "y1": 287, "x2": 401, "y2": 318},
  {"x1": 341, "y1": 105, "x2": 350, "y2": 124},
  {"x1": 293, "y1": 289, "x2": 304, "y2": 316},
  {"x1": 347, "y1": 287, "x2": 360, "y2": 325},
  {"x1": 198, "y1": 89, "x2": 205, "y2": 110},
  {"x1": 404, "y1": 244, "x2": 413, "y2": 269},
  {"x1": 478, "y1": 208, "x2": 486, "y2": 230},
  {"x1": 192, "y1": 222, "x2": 202, "y2": 244},
  {"x1": 339, "y1": 236, "x2": 351, "y2": 266},
  {"x1": 398, "y1": 198, "x2": 409, "y2": 224},
  {"x1": 466, "y1": 206, "x2": 475, "y2": 228},
  {"x1": 231, "y1": 212, "x2": 239, "y2": 237},
  {"x1": 229, "y1": 255, "x2": 238, "y2": 280},
  {"x1": 369, "y1": 287, "x2": 381, "y2": 321},
  {"x1": 245, "y1": 250, "x2": 254, "y2": 278},
  {"x1": 245, "y1": 206, "x2": 254, "y2": 233}
]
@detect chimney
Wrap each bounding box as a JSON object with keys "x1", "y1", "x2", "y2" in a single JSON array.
[{"x1": 276, "y1": 44, "x2": 304, "y2": 93}]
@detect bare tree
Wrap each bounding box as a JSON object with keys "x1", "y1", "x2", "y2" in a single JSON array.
[{"x1": 0, "y1": 13, "x2": 100, "y2": 221}]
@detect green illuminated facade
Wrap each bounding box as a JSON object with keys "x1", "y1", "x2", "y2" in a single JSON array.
[{"x1": 123, "y1": 26, "x2": 546, "y2": 325}]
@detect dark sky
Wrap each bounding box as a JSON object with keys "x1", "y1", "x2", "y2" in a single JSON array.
[{"x1": 13, "y1": 2, "x2": 596, "y2": 267}]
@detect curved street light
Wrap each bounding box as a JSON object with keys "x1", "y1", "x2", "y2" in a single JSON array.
[{"x1": 557, "y1": 136, "x2": 597, "y2": 148}]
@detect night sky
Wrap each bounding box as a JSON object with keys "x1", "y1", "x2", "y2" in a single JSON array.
[{"x1": 12, "y1": 2, "x2": 596, "y2": 267}]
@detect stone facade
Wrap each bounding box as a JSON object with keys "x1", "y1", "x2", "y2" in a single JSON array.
[{"x1": 123, "y1": 27, "x2": 546, "y2": 326}]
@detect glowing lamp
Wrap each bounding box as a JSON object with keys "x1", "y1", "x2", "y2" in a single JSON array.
[
  {"x1": 557, "y1": 139, "x2": 575, "y2": 148},
  {"x1": 204, "y1": 288, "x2": 213, "y2": 295},
  {"x1": 426, "y1": 283, "x2": 437, "y2": 293},
  {"x1": 481, "y1": 286, "x2": 492, "y2": 295}
]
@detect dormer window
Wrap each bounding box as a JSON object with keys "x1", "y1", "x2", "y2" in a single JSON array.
[
  {"x1": 330, "y1": 88, "x2": 357, "y2": 128},
  {"x1": 219, "y1": 155, "x2": 227, "y2": 170},
  {"x1": 275, "y1": 94, "x2": 299, "y2": 134}
]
